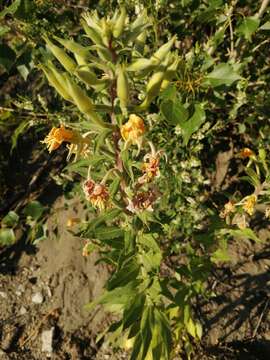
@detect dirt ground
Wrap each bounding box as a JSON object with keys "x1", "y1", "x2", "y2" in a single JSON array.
[{"x1": 0, "y1": 194, "x2": 270, "y2": 359}]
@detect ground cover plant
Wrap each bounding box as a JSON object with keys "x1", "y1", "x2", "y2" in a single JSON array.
[{"x1": 0, "y1": 0, "x2": 270, "y2": 359}]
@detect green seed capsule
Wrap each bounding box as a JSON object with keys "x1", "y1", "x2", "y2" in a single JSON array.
[
  {"x1": 75, "y1": 67, "x2": 99, "y2": 87},
  {"x1": 151, "y1": 35, "x2": 176, "y2": 64},
  {"x1": 113, "y1": 7, "x2": 126, "y2": 38},
  {"x1": 54, "y1": 36, "x2": 90, "y2": 58},
  {"x1": 116, "y1": 65, "x2": 129, "y2": 114},
  {"x1": 127, "y1": 58, "x2": 155, "y2": 72},
  {"x1": 65, "y1": 76, "x2": 95, "y2": 114},
  {"x1": 81, "y1": 19, "x2": 103, "y2": 45},
  {"x1": 43, "y1": 36, "x2": 76, "y2": 74},
  {"x1": 65, "y1": 75, "x2": 107, "y2": 127},
  {"x1": 40, "y1": 64, "x2": 72, "y2": 102}
]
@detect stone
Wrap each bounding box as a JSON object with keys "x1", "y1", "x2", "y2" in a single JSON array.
[
  {"x1": 41, "y1": 327, "x2": 54, "y2": 353},
  {"x1": 31, "y1": 292, "x2": 44, "y2": 304}
]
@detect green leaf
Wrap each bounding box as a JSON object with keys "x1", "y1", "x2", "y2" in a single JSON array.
[
  {"x1": 181, "y1": 103, "x2": 206, "y2": 146},
  {"x1": 11, "y1": 120, "x2": 30, "y2": 151},
  {"x1": 14, "y1": 0, "x2": 35, "y2": 20},
  {"x1": 0, "y1": 0, "x2": 21, "y2": 18},
  {"x1": 85, "y1": 280, "x2": 140, "y2": 312},
  {"x1": 94, "y1": 226, "x2": 124, "y2": 240},
  {"x1": 161, "y1": 99, "x2": 189, "y2": 126},
  {"x1": 237, "y1": 16, "x2": 260, "y2": 41},
  {"x1": 17, "y1": 64, "x2": 29, "y2": 80},
  {"x1": 0, "y1": 228, "x2": 16, "y2": 246},
  {"x1": 123, "y1": 293, "x2": 145, "y2": 330},
  {"x1": 2, "y1": 211, "x2": 19, "y2": 227},
  {"x1": 203, "y1": 63, "x2": 242, "y2": 87},
  {"x1": 186, "y1": 318, "x2": 196, "y2": 338},
  {"x1": 85, "y1": 208, "x2": 121, "y2": 235},
  {"x1": 121, "y1": 149, "x2": 134, "y2": 182},
  {"x1": 23, "y1": 201, "x2": 45, "y2": 220},
  {"x1": 260, "y1": 21, "x2": 270, "y2": 30},
  {"x1": 107, "y1": 256, "x2": 140, "y2": 290},
  {"x1": 226, "y1": 228, "x2": 261, "y2": 243},
  {"x1": 0, "y1": 44, "x2": 16, "y2": 71},
  {"x1": 64, "y1": 155, "x2": 107, "y2": 176},
  {"x1": 0, "y1": 25, "x2": 10, "y2": 36},
  {"x1": 211, "y1": 247, "x2": 230, "y2": 263}
]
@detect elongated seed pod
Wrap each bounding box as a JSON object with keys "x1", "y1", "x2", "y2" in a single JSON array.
[
  {"x1": 113, "y1": 7, "x2": 126, "y2": 38},
  {"x1": 91, "y1": 45, "x2": 113, "y2": 62},
  {"x1": 151, "y1": 35, "x2": 176, "y2": 65},
  {"x1": 74, "y1": 53, "x2": 88, "y2": 66},
  {"x1": 43, "y1": 36, "x2": 76, "y2": 74},
  {"x1": 81, "y1": 19, "x2": 103, "y2": 45},
  {"x1": 75, "y1": 67, "x2": 99, "y2": 87},
  {"x1": 65, "y1": 75, "x2": 107, "y2": 127},
  {"x1": 117, "y1": 65, "x2": 129, "y2": 114},
  {"x1": 160, "y1": 56, "x2": 180, "y2": 90},
  {"x1": 127, "y1": 58, "x2": 155, "y2": 72},
  {"x1": 135, "y1": 31, "x2": 146, "y2": 54},
  {"x1": 40, "y1": 64, "x2": 72, "y2": 101},
  {"x1": 65, "y1": 76, "x2": 94, "y2": 114},
  {"x1": 138, "y1": 57, "x2": 171, "y2": 110},
  {"x1": 54, "y1": 36, "x2": 90, "y2": 58}
]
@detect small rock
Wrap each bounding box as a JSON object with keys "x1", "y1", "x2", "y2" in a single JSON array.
[
  {"x1": 19, "y1": 306, "x2": 27, "y2": 315},
  {"x1": 15, "y1": 285, "x2": 25, "y2": 296},
  {"x1": 41, "y1": 327, "x2": 54, "y2": 353},
  {"x1": 32, "y1": 292, "x2": 44, "y2": 304},
  {"x1": 0, "y1": 291, "x2": 7, "y2": 299}
]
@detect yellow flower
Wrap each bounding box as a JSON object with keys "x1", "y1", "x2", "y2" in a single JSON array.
[
  {"x1": 239, "y1": 148, "x2": 254, "y2": 159},
  {"x1": 243, "y1": 194, "x2": 257, "y2": 216},
  {"x1": 42, "y1": 125, "x2": 74, "y2": 152},
  {"x1": 120, "y1": 114, "x2": 145, "y2": 145}
]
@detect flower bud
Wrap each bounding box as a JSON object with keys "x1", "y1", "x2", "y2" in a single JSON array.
[{"x1": 65, "y1": 76, "x2": 95, "y2": 114}]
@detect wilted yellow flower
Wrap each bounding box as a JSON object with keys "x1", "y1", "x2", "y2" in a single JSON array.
[
  {"x1": 265, "y1": 207, "x2": 270, "y2": 219},
  {"x1": 82, "y1": 241, "x2": 91, "y2": 257},
  {"x1": 243, "y1": 194, "x2": 257, "y2": 216},
  {"x1": 138, "y1": 154, "x2": 160, "y2": 184},
  {"x1": 66, "y1": 217, "x2": 80, "y2": 227},
  {"x1": 120, "y1": 114, "x2": 145, "y2": 145},
  {"x1": 42, "y1": 125, "x2": 74, "y2": 152},
  {"x1": 127, "y1": 189, "x2": 158, "y2": 213},
  {"x1": 83, "y1": 179, "x2": 109, "y2": 210},
  {"x1": 220, "y1": 200, "x2": 235, "y2": 218},
  {"x1": 239, "y1": 148, "x2": 254, "y2": 159}
]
